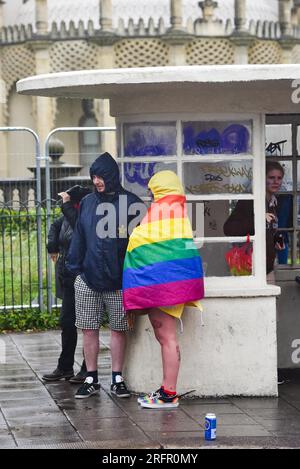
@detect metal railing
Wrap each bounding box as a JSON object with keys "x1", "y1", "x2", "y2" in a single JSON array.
[
  {"x1": 0, "y1": 127, "x2": 44, "y2": 311},
  {"x1": 0, "y1": 126, "x2": 117, "y2": 313}
]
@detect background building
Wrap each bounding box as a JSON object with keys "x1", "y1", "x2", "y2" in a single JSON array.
[{"x1": 0, "y1": 0, "x2": 300, "y2": 178}]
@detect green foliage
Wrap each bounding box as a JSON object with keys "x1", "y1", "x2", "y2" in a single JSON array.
[
  {"x1": 0, "y1": 206, "x2": 61, "y2": 307},
  {"x1": 0, "y1": 208, "x2": 40, "y2": 234},
  {"x1": 0, "y1": 308, "x2": 60, "y2": 333},
  {"x1": 0, "y1": 207, "x2": 61, "y2": 234}
]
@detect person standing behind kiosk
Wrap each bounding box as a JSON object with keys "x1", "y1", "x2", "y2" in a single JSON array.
[
  {"x1": 223, "y1": 161, "x2": 285, "y2": 283},
  {"x1": 223, "y1": 161, "x2": 286, "y2": 384}
]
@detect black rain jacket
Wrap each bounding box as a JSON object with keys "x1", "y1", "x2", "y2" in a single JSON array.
[{"x1": 66, "y1": 153, "x2": 146, "y2": 291}]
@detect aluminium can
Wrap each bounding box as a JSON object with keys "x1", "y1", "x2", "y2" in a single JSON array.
[{"x1": 205, "y1": 413, "x2": 216, "y2": 441}]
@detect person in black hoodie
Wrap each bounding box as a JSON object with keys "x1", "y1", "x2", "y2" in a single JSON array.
[
  {"x1": 43, "y1": 185, "x2": 91, "y2": 383},
  {"x1": 66, "y1": 153, "x2": 146, "y2": 399}
]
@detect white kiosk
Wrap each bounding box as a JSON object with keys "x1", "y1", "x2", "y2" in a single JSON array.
[{"x1": 17, "y1": 64, "x2": 300, "y2": 396}]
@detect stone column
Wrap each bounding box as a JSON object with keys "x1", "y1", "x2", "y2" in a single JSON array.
[
  {"x1": 234, "y1": 0, "x2": 247, "y2": 34},
  {"x1": 280, "y1": 41, "x2": 294, "y2": 63},
  {"x1": 0, "y1": 0, "x2": 4, "y2": 30},
  {"x1": 170, "y1": 0, "x2": 183, "y2": 31},
  {"x1": 97, "y1": 0, "x2": 116, "y2": 70},
  {"x1": 96, "y1": 42, "x2": 116, "y2": 154},
  {"x1": 95, "y1": 1, "x2": 117, "y2": 155},
  {"x1": 31, "y1": 43, "x2": 55, "y2": 145},
  {"x1": 0, "y1": 2, "x2": 8, "y2": 177},
  {"x1": 31, "y1": 2, "x2": 55, "y2": 143},
  {"x1": 231, "y1": 0, "x2": 252, "y2": 65},
  {"x1": 278, "y1": 0, "x2": 294, "y2": 63},
  {"x1": 162, "y1": 0, "x2": 191, "y2": 66},
  {"x1": 35, "y1": 0, "x2": 48, "y2": 35},
  {"x1": 278, "y1": 0, "x2": 293, "y2": 37},
  {"x1": 291, "y1": 3, "x2": 300, "y2": 26},
  {"x1": 100, "y1": 0, "x2": 113, "y2": 32},
  {"x1": 0, "y1": 53, "x2": 8, "y2": 178}
]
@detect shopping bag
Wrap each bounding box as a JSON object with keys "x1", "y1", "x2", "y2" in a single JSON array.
[{"x1": 225, "y1": 234, "x2": 253, "y2": 276}]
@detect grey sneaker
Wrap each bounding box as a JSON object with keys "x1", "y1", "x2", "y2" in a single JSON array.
[
  {"x1": 110, "y1": 376, "x2": 131, "y2": 398},
  {"x1": 75, "y1": 377, "x2": 100, "y2": 399}
]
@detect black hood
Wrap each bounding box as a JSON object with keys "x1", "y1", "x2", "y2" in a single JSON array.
[{"x1": 89, "y1": 152, "x2": 121, "y2": 193}]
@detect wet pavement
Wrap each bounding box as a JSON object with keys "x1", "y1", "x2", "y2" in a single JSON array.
[{"x1": 1, "y1": 330, "x2": 300, "y2": 449}]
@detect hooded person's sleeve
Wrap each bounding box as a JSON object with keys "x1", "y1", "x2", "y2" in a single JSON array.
[
  {"x1": 47, "y1": 216, "x2": 63, "y2": 254},
  {"x1": 65, "y1": 204, "x2": 86, "y2": 276},
  {"x1": 61, "y1": 201, "x2": 78, "y2": 229}
]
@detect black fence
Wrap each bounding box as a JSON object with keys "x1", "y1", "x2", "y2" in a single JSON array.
[
  {"x1": 0, "y1": 171, "x2": 97, "y2": 313},
  {"x1": 0, "y1": 201, "x2": 60, "y2": 313}
]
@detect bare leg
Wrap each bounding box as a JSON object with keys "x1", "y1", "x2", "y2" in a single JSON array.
[
  {"x1": 82, "y1": 329, "x2": 99, "y2": 371},
  {"x1": 148, "y1": 308, "x2": 180, "y2": 392},
  {"x1": 110, "y1": 330, "x2": 127, "y2": 372}
]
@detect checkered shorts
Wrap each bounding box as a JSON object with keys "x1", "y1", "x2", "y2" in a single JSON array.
[{"x1": 74, "y1": 276, "x2": 129, "y2": 331}]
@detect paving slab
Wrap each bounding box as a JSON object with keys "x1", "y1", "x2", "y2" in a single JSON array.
[
  {"x1": 182, "y1": 403, "x2": 244, "y2": 416},
  {"x1": 0, "y1": 436, "x2": 17, "y2": 448},
  {"x1": 1, "y1": 330, "x2": 300, "y2": 449}
]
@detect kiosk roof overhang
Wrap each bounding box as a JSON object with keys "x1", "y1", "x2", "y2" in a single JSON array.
[{"x1": 17, "y1": 64, "x2": 300, "y2": 114}]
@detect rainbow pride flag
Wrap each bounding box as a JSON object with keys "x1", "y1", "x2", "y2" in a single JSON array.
[{"x1": 123, "y1": 193, "x2": 204, "y2": 311}]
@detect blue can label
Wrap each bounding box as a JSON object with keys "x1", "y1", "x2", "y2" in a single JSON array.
[{"x1": 205, "y1": 414, "x2": 216, "y2": 440}]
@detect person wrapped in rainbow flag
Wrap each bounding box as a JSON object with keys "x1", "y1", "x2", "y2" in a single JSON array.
[{"x1": 123, "y1": 170, "x2": 204, "y2": 409}]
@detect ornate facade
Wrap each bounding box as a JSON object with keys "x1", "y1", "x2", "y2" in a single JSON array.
[{"x1": 1, "y1": 0, "x2": 300, "y2": 177}]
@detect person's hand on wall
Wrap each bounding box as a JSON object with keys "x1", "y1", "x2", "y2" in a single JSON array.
[
  {"x1": 50, "y1": 253, "x2": 59, "y2": 263},
  {"x1": 58, "y1": 192, "x2": 71, "y2": 203}
]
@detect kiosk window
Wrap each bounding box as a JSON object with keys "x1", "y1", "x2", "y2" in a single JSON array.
[
  {"x1": 265, "y1": 116, "x2": 300, "y2": 267},
  {"x1": 120, "y1": 118, "x2": 256, "y2": 277},
  {"x1": 182, "y1": 121, "x2": 252, "y2": 155},
  {"x1": 124, "y1": 122, "x2": 177, "y2": 157},
  {"x1": 183, "y1": 161, "x2": 253, "y2": 195}
]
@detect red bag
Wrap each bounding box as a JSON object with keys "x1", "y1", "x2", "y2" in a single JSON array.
[{"x1": 225, "y1": 235, "x2": 253, "y2": 276}]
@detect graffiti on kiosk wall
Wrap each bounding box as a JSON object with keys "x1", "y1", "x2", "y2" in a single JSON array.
[
  {"x1": 204, "y1": 202, "x2": 218, "y2": 232},
  {"x1": 265, "y1": 139, "x2": 288, "y2": 156},
  {"x1": 124, "y1": 162, "x2": 157, "y2": 187},
  {"x1": 185, "y1": 162, "x2": 253, "y2": 195},
  {"x1": 183, "y1": 123, "x2": 251, "y2": 155},
  {"x1": 123, "y1": 123, "x2": 177, "y2": 192},
  {"x1": 124, "y1": 161, "x2": 253, "y2": 194},
  {"x1": 124, "y1": 123, "x2": 177, "y2": 157},
  {"x1": 123, "y1": 122, "x2": 251, "y2": 157},
  {"x1": 124, "y1": 162, "x2": 178, "y2": 197},
  {"x1": 122, "y1": 122, "x2": 252, "y2": 195}
]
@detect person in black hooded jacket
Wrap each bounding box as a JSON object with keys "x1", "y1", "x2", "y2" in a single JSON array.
[
  {"x1": 43, "y1": 185, "x2": 91, "y2": 384},
  {"x1": 66, "y1": 153, "x2": 146, "y2": 399}
]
